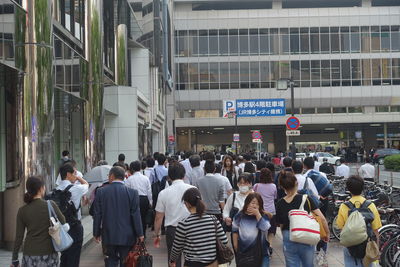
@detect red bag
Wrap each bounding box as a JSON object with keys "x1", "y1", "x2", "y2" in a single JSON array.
[{"x1": 125, "y1": 242, "x2": 145, "y2": 267}]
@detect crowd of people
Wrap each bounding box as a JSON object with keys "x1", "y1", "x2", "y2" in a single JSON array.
[{"x1": 10, "y1": 150, "x2": 382, "y2": 267}]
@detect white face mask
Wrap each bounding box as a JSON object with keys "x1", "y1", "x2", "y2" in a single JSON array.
[{"x1": 239, "y1": 186, "x2": 250, "y2": 194}]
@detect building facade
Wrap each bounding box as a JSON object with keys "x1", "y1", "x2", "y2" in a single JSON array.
[
  {"x1": 173, "y1": 0, "x2": 400, "y2": 154},
  {"x1": 0, "y1": 0, "x2": 167, "y2": 249}
]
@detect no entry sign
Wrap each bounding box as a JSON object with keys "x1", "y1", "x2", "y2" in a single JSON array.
[{"x1": 286, "y1": 116, "x2": 300, "y2": 130}]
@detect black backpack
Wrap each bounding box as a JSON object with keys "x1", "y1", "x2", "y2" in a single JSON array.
[
  {"x1": 46, "y1": 184, "x2": 79, "y2": 226},
  {"x1": 344, "y1": 200, "x2": 375, "y2": 261},
  {"x1": 151, "y1": 170, "x2": 169, "y2": 207}
]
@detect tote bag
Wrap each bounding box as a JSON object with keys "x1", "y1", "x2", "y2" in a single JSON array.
[
  {"x1": 289, "y1": 194, "x2": 320, "y2": 245},
  {"x1": 47, "y1": 200, "x2": 73, "y2": 252}
]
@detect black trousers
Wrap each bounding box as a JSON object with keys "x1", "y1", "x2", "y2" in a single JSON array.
[
  {"x1": 60, "y1": 222, "x2": 83, "y2": 267},
  {"x1": 139, "y1": 196, "x2": 150, "y2": 237},
  {"x1": 166, "y1": 226, "x2": 182, "y2": 267},
  {"x1": 104, "y1": 245, "x2": 131, "y2": 267}
]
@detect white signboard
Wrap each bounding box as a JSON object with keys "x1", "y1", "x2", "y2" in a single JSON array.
[
  {"x1": 252, "y1": 139, "x2": 262, "y2": 143},
  {"x1": 286, "y1": 130, "x2": 301, "y2": 136}
]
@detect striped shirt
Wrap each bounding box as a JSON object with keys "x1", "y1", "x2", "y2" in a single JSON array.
[{"x1": 170, "y1": 214, "x2": 228, "y2": 264}]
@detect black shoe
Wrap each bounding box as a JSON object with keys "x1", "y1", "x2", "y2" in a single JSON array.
[{"x1": 269, "y1": 247, "x2": 273, "y2": 256}]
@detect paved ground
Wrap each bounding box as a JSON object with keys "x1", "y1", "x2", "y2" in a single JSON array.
[{"x1": 80, "y1": 230, "x2": 348, "y2": 267}]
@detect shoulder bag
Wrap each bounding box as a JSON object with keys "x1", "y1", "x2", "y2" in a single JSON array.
[
  {"x1": 47, "y1": 200, "x2": 73, "y2": 252},
  {"x1": 212, "y1": 216, "x2": 234, "y2": 264},
  {"x1": 289, "y1": 194, "x2": 320, "y2": 245}
]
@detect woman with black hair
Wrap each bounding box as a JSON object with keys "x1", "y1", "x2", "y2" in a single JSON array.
[
  {"x1": 11, "y1": 176, "x2": 67, "y2": 267},
  {"x1": 169, "y1": 188, "x2": 228, "y2": 267}
]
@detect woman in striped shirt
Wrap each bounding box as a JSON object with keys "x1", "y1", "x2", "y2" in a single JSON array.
[{"x1": 169, "y1": 188, "x2": 228, "y2": 267}]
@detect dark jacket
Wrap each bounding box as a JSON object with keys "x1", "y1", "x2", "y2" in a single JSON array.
[
  {"x1": 93, "y1": 181, "x2": 143, "y2": 246},
  {"x1": 319, "y1": 162, "x2": 334, "y2": 175}
]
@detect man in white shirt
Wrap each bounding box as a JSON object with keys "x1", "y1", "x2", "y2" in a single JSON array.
[
  {"x1": 154, "y1": 162, "x2": 194, "y2": 267},
  {"x1": 57, "y1": 163, "x2": 89, "y2": 267},
  {"x1": 292, "y1": 161, "x2": 319, "y2": 197},
  {"x1": 336, "y1": 158, "x2": 350, "y2": 178},
  {"x1": 184, "y1": 154, "x2": 203, "y2": 186},
  {"x1": 359, "y1": 157, "x2": 375, "y2": 182},
  {"x1": 215, "y1": 163, "x2": 233, "y2": 199},
  {"x1": 180, "y1": 151, "x2": 193, "y2": 178},
  {"x1": 144, "y1": 157, "x2": 155, "y2": 179},
  {"x1": 125, "y1": 161, "x2": 152, "y2": 237},
  {"x1": 313, "y1": 156, "x2": 321, "y2": 171}
]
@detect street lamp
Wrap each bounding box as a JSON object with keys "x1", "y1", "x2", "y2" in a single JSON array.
[
  {"x1": 228, "y1": 111, "x2": 238, "y2": 155},
  {"x1": 277, "y1": 78, "x2": 296, "y2": 159}
]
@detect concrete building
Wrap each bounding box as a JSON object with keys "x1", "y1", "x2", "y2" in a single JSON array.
[{"x1": 173, "y1": 0, "x2": 400, "y2": 155}]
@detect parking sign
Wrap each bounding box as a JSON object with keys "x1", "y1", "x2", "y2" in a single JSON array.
[{"x1": 223, "y1": 100, "x2": 236, "y2": 118}]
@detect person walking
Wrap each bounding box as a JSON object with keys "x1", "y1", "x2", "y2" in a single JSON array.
[
  {"x1": 150, "y1": 153, "x2": 169, "y2": 207},
  {"x1": 93, "y1": 166, "x2": 144, "y2": 267},
  {"x1": 221, "y1": 155, "x2": 240, "y2": 191},
  {"x1": 57, "y1": 163, "x2": 89, "y2": 267},
  {"x1": 223, "y1": 173, "x2": 253, "y2": 228},
  {"x1": 292, "y1": 161, "x2": 319, "y2": 198},
  {"x1": 359, "y1": 158, "x2": 375, "y2": 182},
  {"x1": 169, "y1": 188, "x2": 228, "y2": 267},
  {"x1": 154, "y1": 162, "x2": 195, "y2": 267},
  {"x1": 185, "y1": 154, "x2": 203, "y2": 186},
  {"x1": 336, "y1": 175, "x2": 382, "y2": 267},
  {"x1": 125, "y1": 161, "x2": 153, "y2": 237},
  {"x1": 319, "y1": 158, "x2": 335, "y2": 175},
  {"x1": 336, "y1": 158, "x2": 350, "y2": 178},
  {"x1": 215, "y1": 163, "x2": 233, "y2": 199},
  {"x1": 232, "y1": 193, "x2": 271, "y2": 267},
  {"x1": 144, "y1": 157, "x2": 155, "y2": 179},
  {"x1": 276, "y1": 171, "x2": 329, "y2": 267},
  {"x1": 11, "y1": 177, "x2": 67, "y2": 267},
  {"x1": 197, "y1": 160, "x2": 225, "y2": 222},
  {"x1": 253, "y1": 168, "x2": 277, "y2": 245}
]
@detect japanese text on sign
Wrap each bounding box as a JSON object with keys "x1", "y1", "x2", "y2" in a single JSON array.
[{"x1": 235, "y1": 99, "x2": 286, "y2": 117}]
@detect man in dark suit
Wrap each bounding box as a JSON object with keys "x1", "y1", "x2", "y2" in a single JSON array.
[{"x1": 93, "y1": 166, "x2": 144, "y2": 267}]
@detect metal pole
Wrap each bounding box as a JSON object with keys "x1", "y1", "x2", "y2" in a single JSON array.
[
  {"x1": 290, "y1": 79, "x2": 296, "y2": 159},
  {"x1": 235, "y1": 113, "x2": 238, "y2": 155}
]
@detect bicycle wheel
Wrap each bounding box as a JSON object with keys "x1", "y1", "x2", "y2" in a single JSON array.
[
  {"x1": 379, "y1": 225, "x2": 400, "y2": 251},
  {"x1": 331, "y1": 215, "x2": 341, "y2": 240},
  {"x1": 380, "y1": 235, "x2": 400, "y2": 267}
]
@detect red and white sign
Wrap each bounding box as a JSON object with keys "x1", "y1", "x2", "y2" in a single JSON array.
[
  {"x1": 286, "y1": 116, "x2": 300, "y2": 130},
  {"x1": 168, "y1": 135, "x2": 175, "y2": 142},
  {"x1": 251, "y1": 130, "x2": 262, "y2": 140}
]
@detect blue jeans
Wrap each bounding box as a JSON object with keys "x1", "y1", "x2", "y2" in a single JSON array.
[
  {"x1": 282, "y1": 230, "x2": 315, "y2": 267},
  {"x1": 262, "y1": 255, "x2": 270, "y2": 267},
  {"x1": 343, "y1": 248, "x2": 373, "y2": 267}
]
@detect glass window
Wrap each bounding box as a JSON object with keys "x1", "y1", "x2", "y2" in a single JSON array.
[
  {"x1": 219, "y1": 30, "x2": 229, "y2": 55},
  {"x1": 310, "y1": 32, "x2": 319, "y2": 54},
  {"x1": 270, "y1": 28, "x2": 279, "y2": 55},
  {"x1": 382, "y1": 58, "x2": 391, "y2": 83},
  {"x1": 229, "y1": 29, "x2": 238, "y2": 55},
  {"x1": 300, "y1": 33, "x2": 309, "y2": 54},
  {"x1": 300, "y1": 60, "x2": 310, "y2": 87},
  {"x1": 189, "y1": 30, "x2": 198, "y2": 56},
  {"x1": 350, "y1": 31, "x2": 361, "y2": 53},
  {"x1": 179, "y1": 63, "x2": 188, "y2": 83},
  {"x1": 311, "y1": 60, "x2": 321, "y2": 87},
  {"x1": 376, "y1": 106, "x2": 389, "y2": 112},
  {"x1": 280, "y1": 61, "x2": 290, "y2": 79},
  {"x1": 209, "y1": 62, "x2": 219, "y2": 89},
  {"x1": 199, "y1": 30, "x2": 208, "y2": 56},
  {"x1": 230, "y1": 62, "x2": 239, "y2": 88},
  {"x1": 341, "y1": 32, "x2": 350, "y2": 53},
  {"x1": 270, "y1": 61, "x2": 279, "y2": 86},
  {"x1": 348, "y1": 107, "x2": 362, "y2": 113},
  {"x1": 302, "y1": 108, "x2": 315, "y2": 114},
  {"x1": 250, "y1": 62, "x2": 260, "y2": 88},
  {"x1": 321, "y1": 60, "x2": 330, "y2": 87},
  {"x1": 320, "y1": 33, "x2": 330, "y2": 53},
  {"x1": 249, "y1": 29, "x2": 259, "y2": 55},
  {"x1": 290, "y1": 28, "x2": 299, "y2": 54},
  {"x1": 341, "y1": 59, "x2": 351, "y2": 86},
  {"x1": 260, "y1": 61, "x2": 270, "y2": 88},
  {"x1": 362, "y1": 59, "x2": 371, "y2": 85},
  {"x1": 220, "y1": 62, "x2": 229, "y2": 89},
  {"x1": 351, "y1": 59, "x2": 361, "y2": 86},
  {"x1": 371, "y1": 58, "x2": 381, "y2": 85},
  {"x1": 199, "y1": 63, "x2": 209, "y2": 89},
  {"x1": 392, "y1": 58, "x2": 400, "y2": 82},
  {"x1": 280, "y1": 33, "x2": 290, "y2": 54},
  {"x1": 209, "y1": 30, "x2": 218, "y2": 55},
  {"x1": 240, "y1": 62, "x2": 250, "y2": 88},
  {"x1": 330, "y1": 32, "x2": 340, "y2": 53},
  {"x1": 259, "y1": 29, "x2": 269, "y2": 55},
  {"x1": 286, "y1": 108, "x2": 300, "y2": 115},
  {"x1": 381, "y1": 26, "x2": 390, "y2": 52},
  {"x1": 371, "y1": 26, "x2": 380, "y2": 52},
  {"x1": 391, "y1": 26, "x2": 400, "y2": 52},
  {"x1": 189, "y1": 63, "x2": 199, "y2": 89},
  {"x1": 333, "y1": 107, "x2": 346, "y2": 113},
  {"x1": 361, "y1": 27, "x2": 370, "y2": 52},
  {"x1": 317, "y1": 107, "x2": 331, "y2": 113},
  {"x1": 331, "y1": 60, "x2": 340, "y2": 86},
  {"x1": 239, "y1": 29, "x2": 249, "y2": 55},
  {"x1": 391, "y1": 106, "x2": 400, "y2": 112},
  {"x1": 291, "y1": 61, "x2": 300, "y2": 82}
]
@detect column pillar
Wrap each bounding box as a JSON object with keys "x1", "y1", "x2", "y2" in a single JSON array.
[
  {"x1": 188, "y1": 129, "x2": 192, "y2": 151},
  {"x1": 384, "y1": 123, "x2": 388, "y2": 148}
]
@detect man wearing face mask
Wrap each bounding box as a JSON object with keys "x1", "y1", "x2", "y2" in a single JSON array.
[{"x1": 197, "y1": 160, "x2": 226, "y2": 222}]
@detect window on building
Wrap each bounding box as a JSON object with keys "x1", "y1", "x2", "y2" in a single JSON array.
[
  {"x1": 311, "y1": 60, "x2": 321, "y2": 87},
  {"x1": 321, "y1": 60, "x2": 331, "y2": 87},
  {"x1": 391, "y1": 26, "x2": 400, "y2": 52},
  {"x1": 286, "y1": 108, "x2": 300, "y2": 115},
  {"x1": 239, "y1": 29, "x2": 249, "y2": 55},
  {"x1": 250, "y1": 29, "x2": 259, "y2": 55},
  {"x1": 371, "y1": 58, "x2": 382, "y2": 85},
  {"x1": 260, "y1": 61, "x2": 270, "y2": 88},
  {"x1": 259, "y1": 29, "x2": 270, "y2": 55},
  {"x1": 189, "y1": 63, "x2": 199, "y2": 89},
  {"x1": 219, "y1": 29, "x2": 229, "y2": 55},
  {"x1": 381, "y1": 26, "x2": 390, "y2": 52},
  {"x1": 361, "y1": 26, "x2": 371, "y2": 52},
  {"x1": 333, "y1": 107, "x2": 347, "y2": 113},
  {"x1": 350, "y1": 27, "x2": 361, "y2": 52},
  {"x1": 317, "y1": 107, "x2": 331, "y2": 113},
  {"x1": 320, "y1": 28, "x2": 330, "y2": 53},
  {"x1": 376, "y1": 106, "x2": 389, "y2": 112},
  {"x1": 340, "y1": 27, "x2": 350, "y2": 53},
  {"x1": 229, "y1": 29, "x2": 239, "y2": 55},
  {"x1": 302, "y1": 108, "x2": 315, "y2": 114},
  {"x1": 280, "y1": 28, "x2": 290, "y2": 54},
  {"x1": 103, "y1": 0, "x2": 114, "y2": 71},
  {"x1": 189, "y1": 30, "x2": 198, "y2": 56},
  {"x1": 371, "y1": 26, "x2": 381, "y2": 52},
  {"x1": 300, "y1": 28, "x2": 310, "y2": 54},
  {"x1": 351, "y1": 59, "x2": 361, "y2": 86},
  {"x1": 330, "y1": 27, "x2": 340, "y2": 53},
  {"x1": 60, "y1": 0, "x2": 84, "y2": 41},
  {"x1": 199, "y1": 30, "x2": 208, "y2": 56},
  {"x1": 291, "y1": 61, "x2": 300, "y2": 83},
  {"x1": 331, "y1": 60, "x2": 341, "y2": 86},
  {"x1": 392, "y1": 58, "x2": 400, "y2": 84},
  {"x1": 209, "y1": 30, "x2": 218, "y2": 55},
  {"x1": 348, "y1": 107, "x2": 363, "y2": 113},
  {"x1": 250, "y1": 62, "x2": 260, "y2": 88},
  {"x1": 229, "y1": 62, "x2": 239, "y2": 88},
  {"x1": 300, "y1": 60, "x2": 310, "y2": 87},
  {"x1": 270, "y1": 28, "x2": 279, "y2": 55},
  {"x1": 220, "y1": 62, "x2": 229, "y2": 89},
  {"x1": 239, "y1": 61, "x2": 250, "y2": 88},
  {"x1": 209, "y1": 62, "x2": 219, "y2": 89},
  {"x1": 310, "y1": 28, "x2": 320, "y2": 53},
  {"x1": 199, "y1": 62, "x2": 209, "y2": 89},
  {"x1": 391, "y1": 106, "x2": 400, "y2": 112},
  {"x1": 290, "y1": 28, "x2": 300, "y2": 54},
  {"x1": 341, "y1": 59, "x2": 351, "y2": 86},
  {"x1": 362, "y1": 59, "x2": 372, "y2": 85}
]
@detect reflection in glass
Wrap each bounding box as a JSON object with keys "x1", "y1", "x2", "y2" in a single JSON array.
[
  {"x1": 219, "y1": 30, "x2": 228, "y2": 55},
  {"x1": 220, "y1": 62, "x2": 229, "y2": 89},
  {"x1": 362, "y1": 59, "x2": 371, "y2": 85},
  {"x1": 229, "y1": 29, "x2": 238, "y2": 55},
  {"x1": 199, "y1": 30, "x2": 208, "y2": 56},
  {"x1": 260, "y1": 61, "x2": 270, "y2": 88},
  {"x1": 240, "y1": 61, "x2": 249, "y2": 88},
  {"x1": 300, "y1": 61, "x2": 310, "y2": 87},
  {"x1": 250, "y1": 62, "x2": 260, "y2": 88},
  {"x1": 250, "y1": 29, "x2": 259, "y2": 55},
  {"x1": 311, "y1": 61, "x2": 320, "y2": 87},
  {"x1": 209, "y1": 30, "x2": 218, "y2": 56},
  {"x1": 351, "y1": 59, "x2": 361, "y2": 86},
  {"x1": 320, "y1": 33, "x2": 330, "y2": 53},
  {"x1": 239, "y1": 29, "x2": 249, "y2": 55},
  {"x1": 189, "y1": 63, "x2": 199, "y2": 89},
  {"x1": 199, "y1": 62, "x2": 209, "y2": 89}
]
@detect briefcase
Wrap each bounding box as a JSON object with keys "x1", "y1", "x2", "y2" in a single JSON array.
[{"x1": 125, "y1": 242, "x2": 152, "y2": 267}]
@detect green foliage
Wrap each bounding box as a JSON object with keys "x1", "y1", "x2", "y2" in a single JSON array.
[{"x1": 384, "y1": 154, "x2": 400, "y2": 171}]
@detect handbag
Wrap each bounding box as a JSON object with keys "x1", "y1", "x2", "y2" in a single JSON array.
[
  {"x1": 125, "y1": 241, "x2": 153, "y2": 267},
  {"x1": 289, "y1": 194, "x2": 321, "y2": 245},
  {"x1": 47, "y1": 200, "x2": 73, "y2": 252},
  {"x1": 362, "y1": 239, "x2": 379, "y2": 267},
  {"x1": 212, "y1": 217, "x2": 234, "y2": 264},
  {"x1": 306, "y1": 198, "x2": 327, "y2": 240}
]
